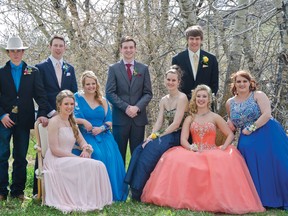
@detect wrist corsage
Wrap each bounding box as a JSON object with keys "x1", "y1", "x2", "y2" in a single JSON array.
[
  {"x1": 82, "y1": 144, "x2": 93, "y2": 154},
  {"x1": 246, "y1": 122, "x2": 257, "y2": 132},
  {"x1": 189, "y1": 143, "x2": 198, "y2": 151}
]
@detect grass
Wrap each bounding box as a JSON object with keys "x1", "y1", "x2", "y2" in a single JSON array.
[{"x1": 0, "y1": 134, "x2": 287, "y2": 216}]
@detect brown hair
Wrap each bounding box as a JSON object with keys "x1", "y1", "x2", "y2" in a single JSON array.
[
  {"x1": 185, "y1": 25, "x2": 204, "y2": 41},
  {"x1": 49, "y1": 34, "x2": 66, "y2": 46},
  {"x1": 189, "y1": 85, "x2": 212, "y2": 116},
  {"x1": 56, "y1": 90, "x2": 79, "y2": 140},
  {"x1": 81, "y1": 71, "x2": 103, "y2": 106},
  {"x1": 120, "y1": 36, "x2": 136, "y2": 48},
  {"x1": 230, "y1": 70, "x2": 257, "y2": 95},
  {"x1": 165, "y1": 65, "x2": 183, "y2": 89}
]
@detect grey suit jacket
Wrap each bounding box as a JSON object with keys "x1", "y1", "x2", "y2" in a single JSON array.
[{"x1": 106, "y1": 60, "x2": 152, "y2": 126}]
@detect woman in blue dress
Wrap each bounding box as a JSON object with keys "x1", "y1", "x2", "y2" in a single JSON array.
[
  {"x1": 226, "y1": 70, "x2": 288, "y2": 210},
  {"x1": 72, "y1": 71, "x2": 128, "y2": 201},
  {"x1": 124, "y1": 65, "x2": 188, "y2": 201}
]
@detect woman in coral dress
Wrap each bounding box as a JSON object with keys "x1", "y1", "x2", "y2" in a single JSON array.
[
  {"x1": 142, "y1": 85, "x2": 265, "y2": 214},
  {"x1": 125, "y1": 65, "x2": 188, "y2": 200},
  {"x1": 226, "y1": 70, "x2": 288, "y2": 209},
  {"x1": 43, "y1": 90, "x2": 112, "y2": 213},
  {"x1": 72, "y1": 71, "x2": 128, "y2": 201}
]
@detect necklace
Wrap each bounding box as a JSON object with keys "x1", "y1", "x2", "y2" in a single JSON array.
[
  {"x1": 59, "y1": 115, "x2": 70, "y2": 127},
  {"x1": 196, "y1": 111, "x2": 210, "y2": 117}
]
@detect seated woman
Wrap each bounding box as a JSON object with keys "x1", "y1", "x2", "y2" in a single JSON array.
[
  {"x1": 226, "y1": 70, "x2": 288, "y2": 209},
  {"x1": 72, "y1": 71, "x2": 128, "y2": 201},
  {"x1": 141, "y1": 85, "x2": 265, "y2": 214},
  {"x1": 43, "y1": 90, "x2": 112, "y2": 213},
  {"x1": 124, "y1": 65, "x2": 188, "y2": 201}
]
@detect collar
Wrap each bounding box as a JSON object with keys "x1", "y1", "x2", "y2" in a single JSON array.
[
  {"x1": 10, "y1": 61, "x2": 23, "y2": 70},
  {"x1": 188, "y1": 49, "x2": 200, "y2": 57},
  {"x1": 123, "y1": 60, "x2": 135, "y2": 66},
  {"x1": 49, "y1": 55, "x2": 63, "y2": 67}
]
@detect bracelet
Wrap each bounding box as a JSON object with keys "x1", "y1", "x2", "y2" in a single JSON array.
[
  {"x1": 189, "y1": 143, "x2": 198, "y2": 151},
  {"x1": 100, "y1": 125, "x2": 105, "y2": 131},
  {"x1": 82, "y1": 144, "x2": 93, "y2": 154},
  {"x1": 151, "y1": 132, "x2": 160, "y2": 140},
  {"x1": 246, "y1": 122, "x2": 257, "y2": 132}
]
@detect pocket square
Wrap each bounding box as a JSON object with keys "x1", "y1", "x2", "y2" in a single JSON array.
[
  {"x1": 66, "y1": 72, "x2": 71, "y2": 76},
  {"x1": 203, "y1": 65, "x2": 208, "y2": 68}
]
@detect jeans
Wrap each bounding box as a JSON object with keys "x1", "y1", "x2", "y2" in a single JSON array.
[{"x1": 0, "y1": 123, "x2": 30, "y2": 197}]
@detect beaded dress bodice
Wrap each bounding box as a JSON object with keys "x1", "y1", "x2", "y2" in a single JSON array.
[
  {"x1": 230, "y1": 92, "x2": 261, "y2": 129},
  {"x1": 190, "y1": 122, "x2": 217, "y2": 150}
]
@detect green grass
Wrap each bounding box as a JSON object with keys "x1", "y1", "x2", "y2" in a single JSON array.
[{"x1": 0, "y1": 135, "x2": 287, "y2": 216}]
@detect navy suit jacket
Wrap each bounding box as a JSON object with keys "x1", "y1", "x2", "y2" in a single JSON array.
[
  {"x1": 0, "y1": 61, "x2": 48, "y2": 129},
  {"x1": 36, "y1": 58, "x2": 77, "y2": 112},
  {"x1": 172, "y1": 49, "x2": 219, "y2": 99},
  {"x1": 106, "y1": 60, "x2": 152, "y2": 126}
]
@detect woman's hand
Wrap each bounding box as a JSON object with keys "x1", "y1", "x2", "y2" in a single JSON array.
[
  {"x1": 83, "y1": 120, "x2": 93, "y2": 132},
  {"x1": 80, "y1": 150, "x2": 91, "y2": 158},
  {"x1": 91, "y1": 126, "x2": 103, "y2": 136},
  {"x1": 242, "y1": 128, "x2": 252, "y2": 135},
  {"x1": 142, "y1": 138, "x2": 152, "y2": 148},
  {"x1": 227, "y1": 119, "x2": 236, "y2": 132}
]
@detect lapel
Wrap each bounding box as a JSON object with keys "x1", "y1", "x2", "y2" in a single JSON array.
[
  {"x1": 130, "y1": 61, "x2": 138, "y2": 86},
  {"x1": 17, "y1": 62, "x2": 27, "y2": 94},
  {"x1": 195, "y1": 50, "x2": 204, "y2": 80},
  {"x1": 47, "y1": 58, "x2": 61, "y2": 89},
  {"x1": 4, "y1": 62, "x2": 18, "y2": 94},
  {"x1": 184, "y1": 49, "x2": 194, "y2": 78},
  {"x1": 120, "y1": 60, "x2": 131, "y2": 85}
]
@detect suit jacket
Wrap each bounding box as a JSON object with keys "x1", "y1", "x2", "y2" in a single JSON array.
[
  {"x1": 106, "y1": 60, "x2": 152, "y2": 126},
  {"x1": 0, "y1": 61, "x2": 48, "y2": 129},
  {"x1": 172, "y1": 49, "x2": 219, "y2": 99},
  {"x1": 36, "y1": 58, "x2": 77, "y2": 112}
]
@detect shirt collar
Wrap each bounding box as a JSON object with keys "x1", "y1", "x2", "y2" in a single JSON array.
[
  {"x1": 10, "y1": 61, "x2": 23, "y2": 70},
  {"x1": 123, "y1": 60, "x2": 135, "y2": 66},
  {"x1": 188, "y1": 49, "x2": 200, "y2": 57},
  {"x1": 49, "y1": 55, "x2": 63, "y2": 67}
]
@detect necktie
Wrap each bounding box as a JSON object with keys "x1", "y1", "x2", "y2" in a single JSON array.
[
  {"x1": 126, "y1": 63, "x2": 132, "y2": 81},
  {"x1": 55, "y1": 61, "x2": 62, "y2": 87},
  {"x1": 193, "y1": 54, "x2": 199, "y2": 79}
]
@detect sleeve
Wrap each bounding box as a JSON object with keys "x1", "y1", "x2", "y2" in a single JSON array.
[
  {"x1": 104, "y1": 100, "x2": 112, "y2": 122},
  {"x1": 70, "y1": 66, "x2": 78, "y2": 93},
  {"x1": 74, "y1": 93, "x2": 85, "y2": 119}
]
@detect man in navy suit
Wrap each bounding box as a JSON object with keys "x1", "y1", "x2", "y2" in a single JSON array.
[
  {"x1": 0, "y1": 35, "x2": 48, "y2": 201},
  {"x1": 32, "y1": 34, "x2": 78, "y2": 196},
  {"x1": 172, "y1": 25, "x2": 219, "y2": 100},
  {"x1": 106, "y1": 36, "x2": 152, "y2": 166}
]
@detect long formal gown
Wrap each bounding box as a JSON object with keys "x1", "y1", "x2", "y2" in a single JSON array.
[
  {"x1": 43, "y1": 127, "x2": 113, "y2": 213},
  {"x1": 142, "y1": 122, "x2": 265, "y2": 214},
  {"x1": 73, "y1": 92, "x2": 128, "y2": 201},
  {"x1": 230, "y1": 92, "x2": 288, "y2": 209},
  {"x1": 124, "y1": 109, "x2": 183, "y2": 201}
]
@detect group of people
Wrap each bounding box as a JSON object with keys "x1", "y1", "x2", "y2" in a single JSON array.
[{"x1": 0, "y1": 24, "x2": 287, "y2": 214}]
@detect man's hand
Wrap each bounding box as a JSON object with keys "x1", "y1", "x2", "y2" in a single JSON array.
[
  {"x1": 125, "y1": 105, "x2": 140, "y2": 118},
  {"x1": 37, "y1": 116, "x2": 49, "y2": 127},
  {"x1": 1, "y1": 114, "x2": 15, "y2": 128}
]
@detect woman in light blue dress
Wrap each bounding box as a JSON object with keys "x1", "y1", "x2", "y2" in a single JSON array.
[
  {"x1": 72, "y1": 71, "x2": 128, "y2": 201},
  {"x1": 226, "y1": 70, "x2": 288, "y2": 210},
  {"x1": 124, "y1": 65, "x2": 188, "y2": 201}
]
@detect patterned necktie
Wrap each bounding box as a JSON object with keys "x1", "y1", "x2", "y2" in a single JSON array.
[
  {"x1": 193, "y1": 54, "x2": 199, "y2": 79},
  {"x1": 55, "y1": 61, "x2": 62, "y2": 87},
  {"x1": 126, "y1": 63, "x2": 132, "y2": 81}
]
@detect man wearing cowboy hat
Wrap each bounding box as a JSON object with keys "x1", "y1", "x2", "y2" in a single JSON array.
[{"x1": 0, "y1": 35, "x2": 48, "y2": 201}]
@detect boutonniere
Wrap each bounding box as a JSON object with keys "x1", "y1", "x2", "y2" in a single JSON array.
[
  {"x1": 133, "y1": 68, "x2": 141, "y2": 77},
  {"x1": 23, "y1": 66, "x2": 33, "y2": 75},
  {"x1": 202, "y1": 56, "x2": 209, "y2": 67},
  {"x1": 63, "y1": 63, "x2": 70, "y2": 76}
]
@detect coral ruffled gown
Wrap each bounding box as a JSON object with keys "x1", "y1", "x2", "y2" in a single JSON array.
[{"x1": 141, "y1": 122, "x2": 265, "y2": 214}]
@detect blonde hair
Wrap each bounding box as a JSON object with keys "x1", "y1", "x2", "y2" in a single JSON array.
[
  {"x1": 81, "y1": 70, "x2": 103, "y2": 106},
  {"x1": 56, "y1": 90, "x2": 79, "y2": 140},
  {"x1": 189, "y1": 85, "x2": 212, "y2": 117}
]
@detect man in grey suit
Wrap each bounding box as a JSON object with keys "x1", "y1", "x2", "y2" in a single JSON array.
[{"x1": 106, "y1": 36, "x2": 152, "y2": 166}]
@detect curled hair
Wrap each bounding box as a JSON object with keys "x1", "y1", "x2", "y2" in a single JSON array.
[
  {"x1": 185, "y1": 25, "x2": 204, "y2": 40},
  {"x1": 81, "y1": 71, "x2": 103, "y2": 106},
  {"x1": 56, "y1": 90, "x2": 79, "y2": 140},
  {"x1": 165, "y1": 65, "x2": 183, "y2": 89},
  {"x1": 230, "y1": 70, "x2": 257, "y2": 95},
  {"x1": 189, "y1": 85, "x2": 212, "y2": 117}
]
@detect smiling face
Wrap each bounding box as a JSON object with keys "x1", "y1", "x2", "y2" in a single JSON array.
[
  {"x1": 195, "y1": 90, "x2": 210, "y2": 108},
  {"x1": 8, "y1": 50, "x2": 24, "y2": 65},
  {"x1": 235, "y1": 75, "x2": 250, "y2": 94},
  {"x1": 83, "y1": 77, "x2": 97, "y2": 95},
  {"x1": 187, "y1": 36, "x2": 202, "y2": 53},
  {"x1": 59, "y1": 97, "x2": 75, "y2": 116},
  {"x1": 49, "y1": 38, "x2": 66, "y2": 60},
  {"x1": 165, "y1": 72, "x2": 179, "y2": 91},
  {"x1": 120, "y1": 41, "x2": 136, "y2": 62}
]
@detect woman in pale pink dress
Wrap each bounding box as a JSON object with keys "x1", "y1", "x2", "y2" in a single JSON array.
[
  {"x1": 142, "y1": 85, "x2": 265, "y2": 214},
  {"x1": 43, "y1": 90, "x2": 112, "y2": 213}
]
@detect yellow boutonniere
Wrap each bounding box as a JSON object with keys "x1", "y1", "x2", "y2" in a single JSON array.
[{"x1": 202, "y1": 56, "x2": 209, "y2": 65}]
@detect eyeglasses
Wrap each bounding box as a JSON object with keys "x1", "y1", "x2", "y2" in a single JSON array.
[{"x1": 8, "y1": 50, "x2": 23, "y2": 53}]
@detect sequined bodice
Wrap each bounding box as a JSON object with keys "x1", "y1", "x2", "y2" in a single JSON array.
[
  {"x1": 230, "y1": 92, "x2": 261, "y2": 129},
  {"x1": 190, "y1": 122, "x2": 217, "y2": 150},
  {"x1": 164, "y1": 109, "x2": 176, "y2": 125}
]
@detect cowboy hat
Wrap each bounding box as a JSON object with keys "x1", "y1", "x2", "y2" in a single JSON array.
[{"x1": 4, "y1": 35, "x2": 29, "y2": 50}]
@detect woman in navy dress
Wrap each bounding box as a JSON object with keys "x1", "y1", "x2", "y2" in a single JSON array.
[
  {"x1": 124, "y1": 65, "x2": 188, "y2": 201},
  {"x1": 226, "y1": 70, "x2": 288, "y2": 210},
  {"x1": 72, "y1": 71, "x2": 128, "y2": 201}
]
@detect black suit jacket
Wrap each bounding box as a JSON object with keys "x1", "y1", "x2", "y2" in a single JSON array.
[
  {"x1": 0, "y1": 61, "x2": 48, "y2": 129},
  {"x1": 172, "y1": 49, "x2": 219, "y2": 99},
  {"x1": 36, "y1": 58, "x2": 77, "y2": 112}
]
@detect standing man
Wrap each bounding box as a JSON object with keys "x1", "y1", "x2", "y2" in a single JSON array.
[
  {"x1": 172, "y1": 25, "x2": 219, "y2": 100},
  {"x1": 0, "y1": 35, "x2": 48, "y2": 201},
  {"x1": 106, "y1": 36, "x2": 152, "y2": 166},
  {"x1": 33, "y1": 34, "x2": 78, "y2": 196}
]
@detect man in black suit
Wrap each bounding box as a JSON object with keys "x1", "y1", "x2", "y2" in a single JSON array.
[
  {"x1": 32, "y1": 34, "x2": 78, "y2": 196},
  {"x1": 0, "y1": 35, "x2": 48, "y2": 201},
  {"x1": 172, "y1": 25, "x2": 219, "y2": 100}
]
